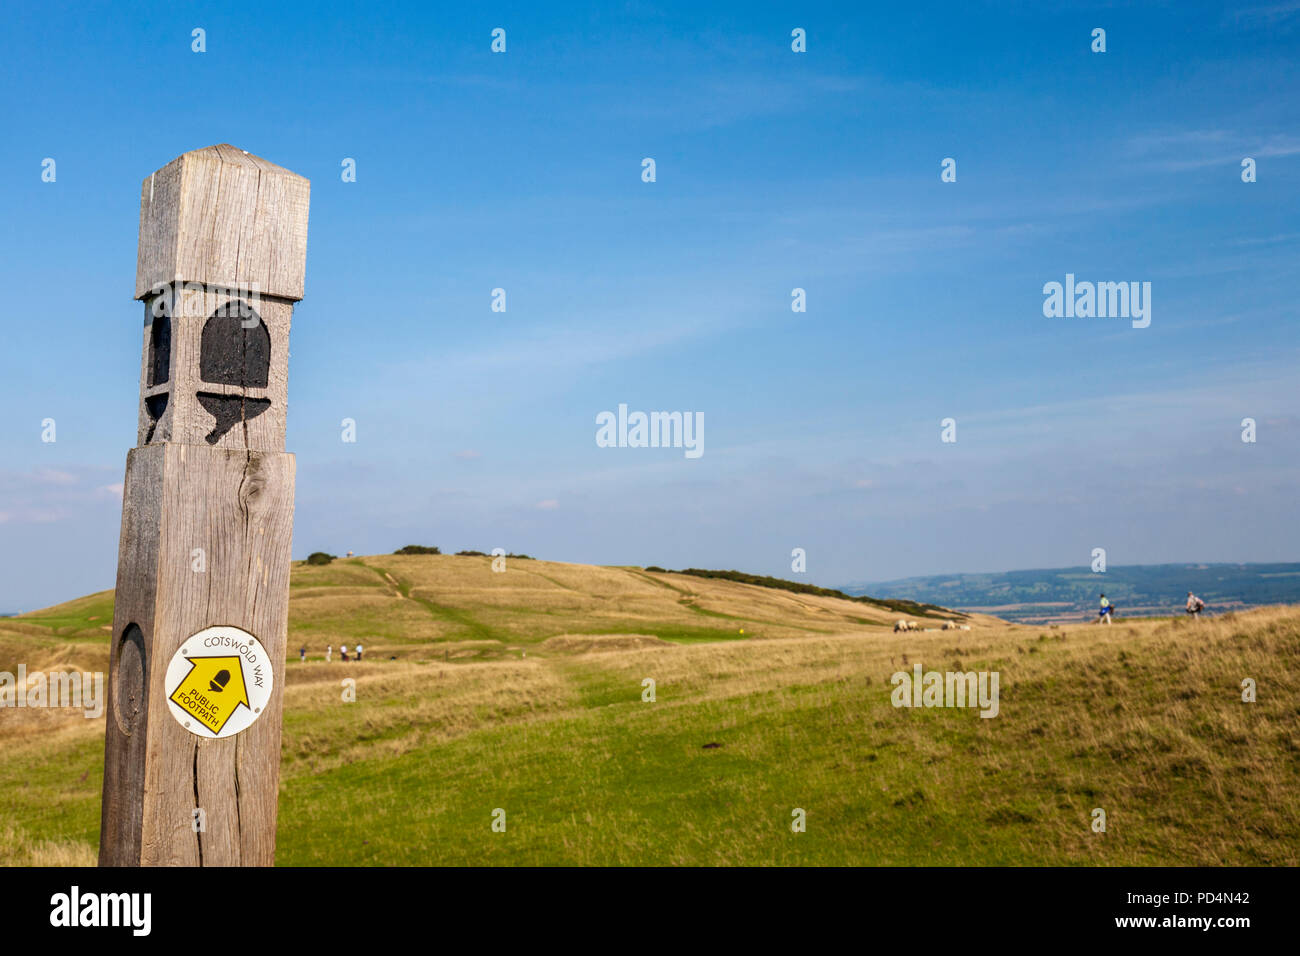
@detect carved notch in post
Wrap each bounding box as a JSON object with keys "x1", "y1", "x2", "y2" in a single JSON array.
[{"x1": 100, "y1": 145, "x2": 309, "y2": 867}]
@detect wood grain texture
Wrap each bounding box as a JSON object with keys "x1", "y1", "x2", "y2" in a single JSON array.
[
  {"x1": 100, "y1": 445, "x2": 295, "y2": 866},
  {"x1": 136, "y1": 291, "x2": 292, "y2": 452},
  {"x1": 103, "y1": 145, "x2": 305, "y2": 868},
  {"x1": 99, "y1": 446, "x2": 163, "y2": 866},
  {"x1": 134, "y1": 144, "x2": 310, "y2": 301}
]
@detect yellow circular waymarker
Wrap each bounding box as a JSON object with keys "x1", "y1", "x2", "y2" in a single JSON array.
[{"x1": 164, "y1": 626, "x2": 274, "y2": 739}]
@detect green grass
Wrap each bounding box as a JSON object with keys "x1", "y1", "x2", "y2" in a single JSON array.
[
  {"x1": 4, "y1": 557, "x2": 1298, "y2": 867},
  {"x1": 273, "y1": 627, "x2": 1298, "y2": 866},
  {"x1": 13, "y1": 591, "x2": 115, "y2": 640},
  {"x1": 645, "y1": 623, "x2": 753, "y2": 644},
  {"x1": 0, "y1": 734, "x2": 103, "y2": 856}
]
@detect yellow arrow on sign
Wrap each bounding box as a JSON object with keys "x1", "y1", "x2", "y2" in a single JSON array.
[{"x1": 168, "y1": 655, "x2": 250, "y2": 735}]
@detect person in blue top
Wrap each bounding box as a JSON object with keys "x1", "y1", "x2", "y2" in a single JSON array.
[{"x1": 1099, "y1": 594, "x2": 1113, "y2": 624}]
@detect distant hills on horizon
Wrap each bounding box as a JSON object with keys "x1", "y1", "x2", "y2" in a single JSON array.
[{"x1": 841, "y1": 562, "x2": 1300, "y2": 624}]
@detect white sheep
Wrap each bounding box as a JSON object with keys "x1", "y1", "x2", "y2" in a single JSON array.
[
  {"x1": 894, "y1": 619, "x2": 908, "y2": 632},
  {"x1": 942, "y1": 620, "x2": 958, "y2": 630}
]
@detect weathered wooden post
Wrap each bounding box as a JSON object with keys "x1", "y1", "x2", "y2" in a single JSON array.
[{"x1": 99, "y1": 144, "x2": 309, "y2": 866}]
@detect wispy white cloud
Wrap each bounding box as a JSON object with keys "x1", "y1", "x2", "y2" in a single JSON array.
[
  {"x1": 1227, "y1": 232, "x2": 1300, "y2": 247},
  {"x1": 1129, "y1": 129, "x2": 1300, "y2": 171},
  {"x1": 34, "y1": 468, "x2": 77, "y2": 486},
  {"x1": 0, "y1": 467, "x2": 122, "y2": 524},
  {"x1": 1229, "y1": 2, "x2": 1300, "y2": 26}
]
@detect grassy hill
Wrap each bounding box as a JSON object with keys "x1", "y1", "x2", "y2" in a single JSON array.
[{"x1": 1, "y1": 554, "x2": 1297, "y2": 866}]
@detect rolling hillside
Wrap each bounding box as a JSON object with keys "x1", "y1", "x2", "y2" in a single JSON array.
[
  {"x1": 0, "y1": 553, "x2": 968, "y2": 673},
  {"x1": 1, "y1": 554, "x2": 1297, "y2": 866}
]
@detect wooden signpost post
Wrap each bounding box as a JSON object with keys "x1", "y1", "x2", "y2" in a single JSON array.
[{"x1": 99, "y1": 145, "x2": 309, "y2": 866}]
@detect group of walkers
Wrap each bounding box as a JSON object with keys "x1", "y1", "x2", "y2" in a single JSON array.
[
  {"x1": 298, "y1": 643, "x2": 364, "y2": 662},
  {"x1": 1095, "y1": 591, "x2": 1206, "y2": 624}
]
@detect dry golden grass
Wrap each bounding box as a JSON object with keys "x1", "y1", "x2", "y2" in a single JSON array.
[
  {"x1": 356, "y1": 554, "x2": 932, "y2": 640},
  {"x1": 280, "y1": 656, "x2": 578, "y2": 775},
  {"x1": 539, "y1": 634, "x2": 671, "y2": 653},
  {"x1": 0, "y1": 822, "x2": 96, "y2": 867},
  {"x1": 4, "y1": 558, "x2": 1296, "y2": 865}
]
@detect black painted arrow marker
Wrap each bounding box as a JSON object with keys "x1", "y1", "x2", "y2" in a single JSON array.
[{"x1": 198, "y1": 301, "x2": 272, "y2": 443}]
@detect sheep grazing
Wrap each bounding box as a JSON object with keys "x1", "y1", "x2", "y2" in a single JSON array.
[
  {"x1": 894, "y1": 620, "x2": 920, "y2": 632},
  {"x1": 942, "y1": 620, "x2": 958, "y2": 631}
]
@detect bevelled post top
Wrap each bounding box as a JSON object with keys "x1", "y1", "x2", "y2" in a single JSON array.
[{"x1": 135, "y1": 144, "x2": 310, "y2": 302}]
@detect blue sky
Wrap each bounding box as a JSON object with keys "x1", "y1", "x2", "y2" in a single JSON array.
[{"x1": 1, "y1": 1, "x2": 1298, "y2": 610}]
